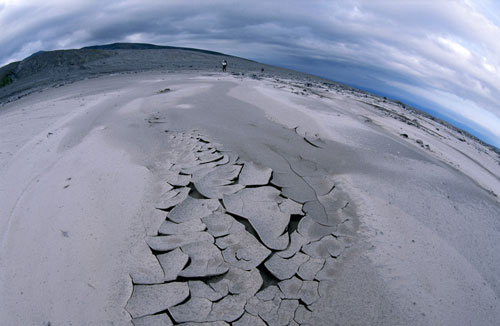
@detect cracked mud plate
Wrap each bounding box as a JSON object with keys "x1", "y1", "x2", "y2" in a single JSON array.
[{"x1": 126, "y1": 131, "x2": 354, "y2": 325}]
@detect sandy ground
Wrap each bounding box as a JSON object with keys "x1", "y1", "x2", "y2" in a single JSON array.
[{"x1": 0, "y1": 72, "x2": 499, "y2": 325}]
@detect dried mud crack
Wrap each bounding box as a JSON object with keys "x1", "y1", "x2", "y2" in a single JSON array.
[{"x1": 126, "y1": 130, "x2": 358, "y2": 325}]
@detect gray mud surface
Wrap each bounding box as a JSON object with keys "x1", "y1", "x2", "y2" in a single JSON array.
[{"x1": 0, "y1": 47, "x2": 499, "y2": 325}]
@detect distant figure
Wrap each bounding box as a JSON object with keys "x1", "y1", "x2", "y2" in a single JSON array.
[
  {"x1": 261, "y1": 67, "x2": 264, "y2": 73},
  {"x1": 222, "y1": 60, "x2": 227, "y2": 72}
]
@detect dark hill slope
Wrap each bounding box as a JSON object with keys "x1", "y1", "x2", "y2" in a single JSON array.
[
  {"x1": 83, "y1": 42, "x2": 226, "y2": 56},
  {"x1": 0, "y1": 43, "x2": 324, "y2": 103}
]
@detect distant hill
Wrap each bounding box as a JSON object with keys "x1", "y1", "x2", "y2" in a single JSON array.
[
  {"x1": 82, "y1": 43, "x2": 227, "y2": 56},
  {"x1": 0, "y1": 42, "x2": 313, "y2": 103},
  {"x1": 0, "y1": 43, "x2": 233, "y2": 93}
]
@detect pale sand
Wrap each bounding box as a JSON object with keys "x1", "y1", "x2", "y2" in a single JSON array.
[{"x1": 0, "y1": 72, "x2": 498, "y2": 325}]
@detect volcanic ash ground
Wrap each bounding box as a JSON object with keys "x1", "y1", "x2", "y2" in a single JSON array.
[{"x1": 0, "y1": 72, "x2": 499, "y2": 326}]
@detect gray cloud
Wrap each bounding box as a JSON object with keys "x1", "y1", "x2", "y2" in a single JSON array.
[{"x1": 0, "y1": 0, "x2": 499, "y2": 146}]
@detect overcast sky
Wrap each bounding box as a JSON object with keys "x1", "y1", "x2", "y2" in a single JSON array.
[{"x1": 1, "y1": 0, "x2": 499, "y2": 147}]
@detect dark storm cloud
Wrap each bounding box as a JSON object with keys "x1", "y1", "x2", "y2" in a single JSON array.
[{"x1": 0, "y1": 0, "x2": 499, "y2": 146}]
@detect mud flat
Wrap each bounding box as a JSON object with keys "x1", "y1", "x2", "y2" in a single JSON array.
[{"x1": 0, "y1": 71, "x2": 498, "y2": 325}]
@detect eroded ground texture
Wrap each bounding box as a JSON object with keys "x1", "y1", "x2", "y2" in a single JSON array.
[
  {"x1": 126, "y1": 129, "x2": 355, "y2": 325},
  {"x1": 0, "y1": 72, "x2": 499, "y2": 326}
]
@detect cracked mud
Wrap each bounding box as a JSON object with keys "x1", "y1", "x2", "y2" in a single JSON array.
[{"x1": 126, "y1": 130, "x2": 357, "y2": 325}]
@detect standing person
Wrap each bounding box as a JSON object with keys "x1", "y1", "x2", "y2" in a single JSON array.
[
  {"x1": 261, "y1": 67, "x2": 264, "y2": 73},
  {"x1": 222, "y1": 60, "x2": 227, "y2": 72}
]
